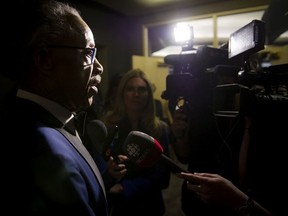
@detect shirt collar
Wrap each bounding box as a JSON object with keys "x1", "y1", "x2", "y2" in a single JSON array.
[{"x1": 17, "y1": 89, "x2": 74, "y2": 125}]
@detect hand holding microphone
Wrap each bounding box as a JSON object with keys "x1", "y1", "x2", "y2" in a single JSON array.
[{"x1": 86, "y1": 121, "x2": 186, "y2": 173}]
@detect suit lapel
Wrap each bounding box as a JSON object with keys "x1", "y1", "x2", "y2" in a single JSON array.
[
  {"x1": 56, "y1": 127, "x2": 107, "y2": 200},
  {"x1": 17, "y1": 98, "x2": 107, "y2": 200}
]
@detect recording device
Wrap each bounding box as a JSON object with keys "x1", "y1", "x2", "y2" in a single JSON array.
[
  {"x1": 162, "y1": 41, "x2": 241, "y2": 115},
  {"x1": 87, "y1": 122, "x2": 122, "y2": 162},
  {"x1": 162, "y1": 20, "x2": 265, "y2": 112},
  {"x1": 122, "y1": 131, "x2": 187, "y2": 173},
  {"x1": 86, "y1": 120, "x2": 108, "y2": 143},
  {"x1": 86, "y1": 120, "x2": 108, "y2": 154},
  {"x1": 214, "y1": 20, "x2": 288, "y2": 117},
  {"x1": 162, "y1": 19, "x2": 288, "y2": 119}
]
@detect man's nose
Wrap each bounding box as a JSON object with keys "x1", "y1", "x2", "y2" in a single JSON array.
[{"x1": 93, "y1": 58, "x2": 104, "y2": 75}]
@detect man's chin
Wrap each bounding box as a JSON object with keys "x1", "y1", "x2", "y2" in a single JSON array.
[
  {"x1": 75, "y1": 97, "x2": 94, "y2": 113},
  {"x1": 88, "y1": 97, "x2": 94, "y2": 107}
]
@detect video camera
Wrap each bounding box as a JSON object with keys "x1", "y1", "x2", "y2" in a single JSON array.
[
  {"x1": 161, "y1": 45, "x2": 241, "y2": 114},
  {"x1": 162, "y1": 19, "x2": 288, "y2": 118}
]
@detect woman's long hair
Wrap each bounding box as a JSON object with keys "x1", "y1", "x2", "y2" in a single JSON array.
[{"x1": 102, "y1": 68, "x2": 164, "y2": 138}]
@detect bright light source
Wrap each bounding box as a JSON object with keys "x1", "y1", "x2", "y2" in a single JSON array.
[
  {"x1": 174, "y1": 23, "x2": 194, "y2": 51},
  {"x1": 174, "y1": 23, "x2": 193, "y2": 44}
]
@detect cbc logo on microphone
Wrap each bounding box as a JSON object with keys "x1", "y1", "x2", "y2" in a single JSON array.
[
  {"x1": 125, "y1": 142, "x2": 140, "y2": 157},
  {"x1": 125, "y1": 142, "x2": 148, "y2": 164}
]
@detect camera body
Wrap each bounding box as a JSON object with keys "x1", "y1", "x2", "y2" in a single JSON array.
[
  {"x1": 162, "y1": 45, "x2": 240, "y2": 114},
  {"x1": 162, "y1": 19, "x2": 288, "y2": 118}
]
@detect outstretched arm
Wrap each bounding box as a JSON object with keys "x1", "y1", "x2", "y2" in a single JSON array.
[{"x1": 177, "y1": 172, "x2": 272, "y2": 216}]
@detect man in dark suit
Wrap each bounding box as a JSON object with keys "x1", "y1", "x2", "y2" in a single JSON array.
[{"x1": 1, "y1": 0, "x2": 113, "y2": 215}]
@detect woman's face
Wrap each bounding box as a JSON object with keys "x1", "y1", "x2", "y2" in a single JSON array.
[{"x1": 123, "y1": 77, "x2": 149, "y2": 113}]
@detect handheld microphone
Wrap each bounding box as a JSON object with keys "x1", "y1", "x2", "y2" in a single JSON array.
[
  {"x1": 86, "y1": 120, "x2": 108, "y2": 153},
  {"x1": 86, "y1": 120, "x2": 108, "y2": 142},
  {"x1": 122, "y1": 131, "x2": 187, "y2": 173}
]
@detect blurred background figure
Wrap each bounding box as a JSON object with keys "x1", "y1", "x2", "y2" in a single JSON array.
[{"x1": 101, "y1": 68, "x2": 171, "y2": 216}]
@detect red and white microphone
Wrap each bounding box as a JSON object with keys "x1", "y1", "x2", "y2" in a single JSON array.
[{"x1": 122, "y1": 131, "x2": 187, "y2": 173}]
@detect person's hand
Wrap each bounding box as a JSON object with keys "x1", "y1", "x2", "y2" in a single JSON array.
[
  {"x1": 176, "y1": 172, "x2": 247, "y2": 209},
  {"x1": 171, "y1": 108, "x2": 189, "y2": 138},
  {"x1": 107, "y1": 155, "x2": 128, "y2": 181},
  {"x1": 108, "y1": 183, "x2": 123, "y2": 194}
]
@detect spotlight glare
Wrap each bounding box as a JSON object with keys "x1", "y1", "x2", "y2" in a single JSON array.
[{"x1": 174, "y1": 23, "x2": 193, "y2": 43}]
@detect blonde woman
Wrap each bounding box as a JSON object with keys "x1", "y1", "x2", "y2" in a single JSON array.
[{"x1": 102, "y1": 68, "x2": 171, "y2": 216}]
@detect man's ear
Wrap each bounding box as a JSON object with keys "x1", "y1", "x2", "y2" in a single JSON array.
[{"x1": 34, "y1": 48, "x2": 53, "y2": 73}]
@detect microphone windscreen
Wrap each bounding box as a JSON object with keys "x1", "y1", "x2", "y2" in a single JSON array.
[
  {"x1": 122, "y1": 131, "x2": 163, "y2": 168},
  {"x1": 122, "y1": 131, "x2": 188, "y2": 173},
  {"x1": 86, "y1": 120, "x2": 108, "y2": 144}
]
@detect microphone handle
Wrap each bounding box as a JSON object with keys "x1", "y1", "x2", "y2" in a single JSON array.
[
  {"x1": 159, "y1": 153, "x2": 187, "y2": 173},
  {"x1": 106, "y1": 125, "x2": 121, "y2": 162},
  {"x1": 159, "y1": 154, "x2": 199, "y2": 185}
]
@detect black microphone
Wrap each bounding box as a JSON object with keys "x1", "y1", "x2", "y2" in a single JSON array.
[
  {"x1": 86, "y1": 120, "x2": 108, "y2": 154},
  {"x1": 86, "y1": 120, "x2": 108, "y2": 143},
  {"x1": 122, "y1": 131, "x2": 187, "y2": 173}
]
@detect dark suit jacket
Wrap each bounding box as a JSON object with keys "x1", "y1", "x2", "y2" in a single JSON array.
[{"x1": 1, "y1": 97, "x2": 108, "y2": 216}]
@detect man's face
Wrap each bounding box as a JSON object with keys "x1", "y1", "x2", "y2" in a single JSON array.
[{"x1": 46, "y1": 22, "x2": 103, "y2": 112}]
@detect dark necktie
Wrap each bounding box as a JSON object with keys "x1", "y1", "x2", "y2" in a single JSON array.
[{"x1": 64, "y1": 118, "x2": 77, "y2": 136}]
